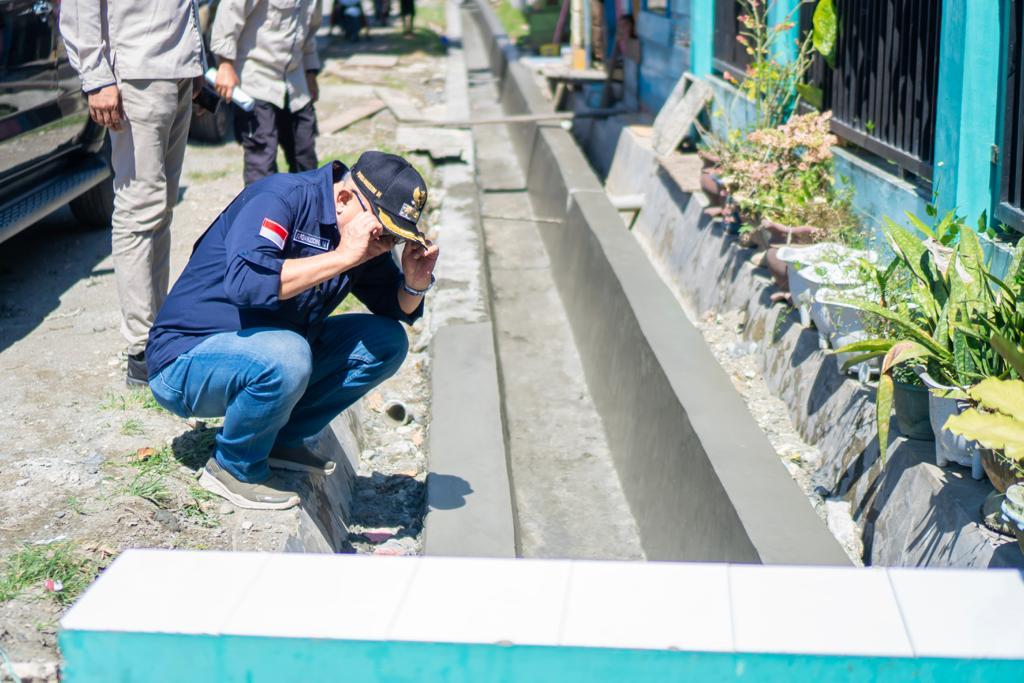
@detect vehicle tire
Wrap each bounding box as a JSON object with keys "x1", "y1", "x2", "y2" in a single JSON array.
[
  {"x1": 189, "y1": 102, "x2": 231, "y2": 143},
  {"x1": 69, "y1": 175, "x2": 115, "y2": 229}
]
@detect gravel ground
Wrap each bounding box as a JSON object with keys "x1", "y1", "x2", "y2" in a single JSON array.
[
  {"x1": 0, "y1": 7, "x2": 448, "y2": 677},
  {"x1": 695, "y1": 308, "x2": 865, "y2": 565}
]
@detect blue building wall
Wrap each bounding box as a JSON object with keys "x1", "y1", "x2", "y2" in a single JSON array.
[
  {"x1": 625, "y1": 0, "x2": 1018, "y2": 271},
  {"x1": 636, "y1": 5, "x2": 692, "y2": 112}
]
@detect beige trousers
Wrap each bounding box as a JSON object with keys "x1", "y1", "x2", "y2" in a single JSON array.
[{"x1": 110, "y1": 78, "x2": 192, "y2": 355}]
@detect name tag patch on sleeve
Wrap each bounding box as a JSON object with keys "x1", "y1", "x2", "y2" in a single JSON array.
[
  {"x1": 259, "y1": 217, "x2": 288, "y2": 249},
  {"x1": 293, "y1": 230, "x2": 330, "y2": 251}
]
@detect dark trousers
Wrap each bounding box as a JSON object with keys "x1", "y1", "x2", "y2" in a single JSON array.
[{"x1": 234, "y1": 100, "x2": 318, "y2": 186}]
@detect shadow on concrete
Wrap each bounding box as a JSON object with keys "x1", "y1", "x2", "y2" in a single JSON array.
[
  {"x1": 425, "y1": 472, "x2": 473, "y2": 510},
  {"x1": 0, "y1": 206, "x2": 112, "y2": 356},
  {"x1": 351, "y1": 472, "x2": 425, "y2": 530},
  {"x1": 321, "y1": 25, "x2": 447, "y2": 60}
]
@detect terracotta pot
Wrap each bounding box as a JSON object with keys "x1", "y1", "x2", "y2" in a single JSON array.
[
  {"x1": 981, "y1": 449, "x2": 1024, "y2": 494},
  {"x1": 700, "y1": 168, "x2": 726, "y2": 207},
  {"x1": 721, "y1": 200, "x2": 742, "y2": 235},
  {"x1": 760, "y1": 218, "x2": 822, "y2": 246},
  {"x1": 764, "y1": 247, "x2": 788, "y2": 290}
]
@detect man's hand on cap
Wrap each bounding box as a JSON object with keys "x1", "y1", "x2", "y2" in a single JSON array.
[
  {"x1": 336, "y1": 212, "x2": 390, "y2": 268},
  {"x1": 401, "y1": 240, "x2": 439, "y2": 290}
]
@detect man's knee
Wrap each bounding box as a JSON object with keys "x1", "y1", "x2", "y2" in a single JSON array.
[
  {"x1": 367, "y1": 318, "x2": 409, "y2": 377},
  {"x1": 249, "y1": 331, "x2": 314, "y2": 398}
]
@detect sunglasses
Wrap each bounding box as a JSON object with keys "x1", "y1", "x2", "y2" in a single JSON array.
[{"x1": 353, "y1": 190, "x2": 406, "y2": 245}]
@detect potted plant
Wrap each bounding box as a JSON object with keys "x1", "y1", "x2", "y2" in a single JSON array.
[
  {"x1": 944, "y1": 376, "x2": 1024, "y2": 493},
  {"x1": 891, "y1": 365, "x2": 932, "y2": 441},
  {"x1": 945, "y1": 369, "x2": 1024, "y2": 540},
  {"x1": 834, "y1": 217, "x2": 1024, "y2": 466}
]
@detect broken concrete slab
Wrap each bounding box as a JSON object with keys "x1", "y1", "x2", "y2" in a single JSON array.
[
  {"x1": 318, "y1": 99, "x2": 385, "y2": 134},
  {"x1": 376, "y1": 87, "x2": 426, "y2": 122},
  {"x1": 395, "y1": 126, "x2": 470, "y2": 161}
]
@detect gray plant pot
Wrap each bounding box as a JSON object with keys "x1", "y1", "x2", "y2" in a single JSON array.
[{"x1": 893, "y1": 381, "x2": 933, "y2": 441}]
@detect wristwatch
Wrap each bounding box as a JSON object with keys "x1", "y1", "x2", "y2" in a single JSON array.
[{"x1": 401, "y1": 274, "x2": 435, "y2": 296}]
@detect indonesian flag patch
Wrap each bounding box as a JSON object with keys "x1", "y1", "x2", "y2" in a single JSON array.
[{"x1": 259, "y1": 217, "x2": 288, "y2": 249}]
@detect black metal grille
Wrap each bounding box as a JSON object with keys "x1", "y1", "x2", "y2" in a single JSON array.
[
  {"x1": 713, "y1": 1, "x2": 943, "y2": 180},
  {"x1": 803, "y1": 0, "x2": 943, "y2": 180},
  {"x1": 713, "y1": 1, "x2": 751, "y2": 80},
  {"x1": 998, "y1": 0, "x2": 1024, "y2": 232}
]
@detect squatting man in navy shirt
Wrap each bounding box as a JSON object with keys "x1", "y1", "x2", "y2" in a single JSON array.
[{"x1": 146, "y1": 152, "x2": 439, "y2": 510}]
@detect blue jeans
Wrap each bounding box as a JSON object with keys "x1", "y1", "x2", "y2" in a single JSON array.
[{"x1": 149, "y1": 314, "x2": 408, "y2": 482}]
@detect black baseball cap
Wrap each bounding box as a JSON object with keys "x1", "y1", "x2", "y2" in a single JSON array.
[{"x1": 350, "y1": 151, "x2": 428, "y2": 247}]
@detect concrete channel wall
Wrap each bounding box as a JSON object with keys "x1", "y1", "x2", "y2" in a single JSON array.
[{"x1": 466, "y1": 0, "x2": 849, "y2": 565}]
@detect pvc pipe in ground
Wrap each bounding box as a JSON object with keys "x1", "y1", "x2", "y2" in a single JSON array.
[{"x1": 384, "y1": 400, "x2": 413, "y2": 427}]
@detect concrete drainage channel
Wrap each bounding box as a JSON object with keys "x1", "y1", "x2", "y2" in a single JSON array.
[{"x1": 419, "y1": 0, "x2": 849, "y2": 564}]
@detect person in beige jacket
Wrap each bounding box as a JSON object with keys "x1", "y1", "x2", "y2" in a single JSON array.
[
  {"x1": 212, "y1": 0, "x2": 323, "y2": 185},
  {"x1": 59, "y1": 0, "x2": 205, "y2": 385}
]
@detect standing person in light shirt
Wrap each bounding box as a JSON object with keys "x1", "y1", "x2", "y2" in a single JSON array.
[
  {"x1": 59, "y1": 0, "x2": 206, "y2": 386},
  {"x1": 212, "y1": 0, "x2": 324, "y2": 186}
]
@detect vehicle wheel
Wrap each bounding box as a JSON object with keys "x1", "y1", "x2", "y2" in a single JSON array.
[
  {"x1": 189, "y1": 102, "x2": 231, "y2": 143},
  {"x1": 69, "y1": 175, "x2": 115, "y2": 229}
]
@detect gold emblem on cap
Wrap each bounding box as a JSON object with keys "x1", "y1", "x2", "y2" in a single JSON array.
[{"x1": 413, "y1": 186, "x2": 426, "y2": 210}]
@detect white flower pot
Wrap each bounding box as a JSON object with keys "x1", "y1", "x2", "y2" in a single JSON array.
[
  {"x1": 777, "y1": 243, "x2": 876, "y2": 338},
  {"x1": 815, "y1": 288, "x2": 879, "y2": 381},
  {"x1": 916, "y1": 370, "x2": 984, "y2": 479}
]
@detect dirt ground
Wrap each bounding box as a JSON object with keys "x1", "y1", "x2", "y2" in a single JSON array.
[{"x1": 0, "y1": 6, "x2": 449, "y2": 676}]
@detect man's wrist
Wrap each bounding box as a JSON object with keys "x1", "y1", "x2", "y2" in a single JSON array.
[{"x1": 402, "y1": 274, "x2": 435, "y2": 295}]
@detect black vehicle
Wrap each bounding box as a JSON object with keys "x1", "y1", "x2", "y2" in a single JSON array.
[{"x1": 0, "y1": 0, "x2": 114, "y2": 245}]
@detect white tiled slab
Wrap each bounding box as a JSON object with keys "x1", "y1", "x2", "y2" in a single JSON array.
[
  {"x1": 560, "y1": 561, "x2": 732, "y2": 652},
  {"x1": 222, "y1": 554, "x2": 421, "y2": 641},
  {"x1": 61, "y1": 550, "x2": 271, "y2": 634},
  {"x1": 888, "y1": 567, "x2": 1024, "y2": 660},
  {"x1": 729, "y1": 564, "x2": 913, "y2": 657},
  {"x1": 389, "y1": 556, "x2": 571, "y2": 646}
]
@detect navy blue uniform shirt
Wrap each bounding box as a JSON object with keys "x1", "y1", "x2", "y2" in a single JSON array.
[{"x1": 146, "y1": 162, "x2": 423, "y2": 378}]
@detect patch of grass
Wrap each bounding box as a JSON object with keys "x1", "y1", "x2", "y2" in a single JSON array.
[
  {"x1": 494, "y1": 0, "x2": 529, "y2": 41},
  {"x1": 182, "y1": 486, "x2": 220, "y2": 528},
  {"x1": 332, "y1": 295, "x2": 368, "y2": 316},
  {"x1": 65, "y1": 496, "x2": 86, "y2": 515},
  {"x1": 120, "y1": 418, "x2": 144, "y2": 436},
  {"x1": 0, "y1": 542, "x2": 98, "y2": 606},
  {"x1": 129, "y1": 445, "x2": 177, "y2": 476},
  {"x1": 188, "y1": 167, "x2": 234, "y2": 183},
  {"x1": 494, "y1": 0, "x2": 561, "y2": 52},
  {"x1": 101, "y1": 388, "x2": 166, "y2": 413},
  {"x1": 416, "y1": 3, "x2": 446, "y2": 31},
  {"x1": 123, "y1": 472, "x2": 172, "y2": 507}
]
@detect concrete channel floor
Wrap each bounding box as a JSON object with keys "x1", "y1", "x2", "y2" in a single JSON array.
[{"x1": 461, "y1": 11, "x2": 644, "y2": 560}]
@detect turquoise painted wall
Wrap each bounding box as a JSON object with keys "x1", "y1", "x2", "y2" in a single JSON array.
[
  {"x1": 767, "y1": 0, "x2": 800, "y2": 63},
  {"x1": 59, "y1": 631, "x2": 1024, "y2": 683},
  {"x1": 932, "y1": 0, "x2": 1003, "y2": 223},
  {"x1": 691, "y1": 0, "x2": 714, "y2": 76}
]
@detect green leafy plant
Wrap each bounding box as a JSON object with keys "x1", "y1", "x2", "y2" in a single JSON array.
[
  {"x1": 715, "y1": 111, "x2": 860, "y2": 242},
  {"x1": 835, "y1": 217, "x2": 1024, "y2": 459},
  {"x1": 730, "y1": 0, "x2": 819, "y2": 129},
  {"x1": 944, "y1": 377, "x2": 1024, "y2": 478}
]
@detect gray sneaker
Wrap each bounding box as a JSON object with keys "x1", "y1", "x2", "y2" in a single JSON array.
[
  {"x1": 198, "y1": 458, "x2": 300, "y2": 510},
  {"x1": 267, "y1": 445, "x2": 337, "y2": 475}
]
